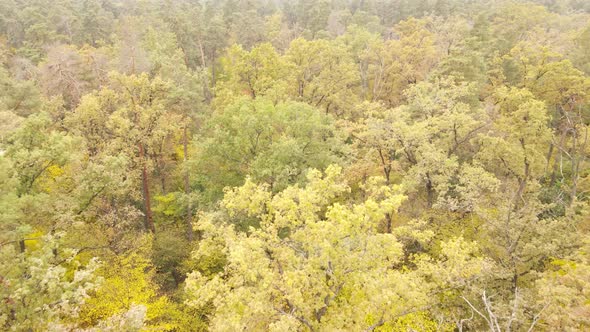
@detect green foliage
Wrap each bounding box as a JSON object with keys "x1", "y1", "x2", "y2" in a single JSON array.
[
  {"x1": 0, "y1": 235, "x2": 100, "y2": 331},
  {"x1": 0, "y1": 67, "x2": 42, "y2": 117},
  {"x1": 536, "y1": 237, "x2": 590, "y2": 330},
  {"x1": 1, "y1": 1, "x2": 590, "y2": 331},
  {"x1": 216, "y1": 43, "x2": 290, "y2": 106},
  {"x1": 7, "y1": 112, "x2": 77, "y2": 196},
  {"x1": 194, "y1": 98, "x2": 347, "y2": 201},
  {"x1": 186, "y1": 166, "x2": 490, "y2": 330}
]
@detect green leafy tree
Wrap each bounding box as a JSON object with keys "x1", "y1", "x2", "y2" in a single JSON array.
[
  {"x1": 193, "y1": 98, "x2": 347, "y2": 201},
  {"x1": 286, "y1": 37, "x2": 360, "y2": 117},
  {"x1": 215, "y1": 43, "x2": 290, "y2": 107},
  {"x1": 0, "y1": 235, "x2": 100, "y2": 331}
]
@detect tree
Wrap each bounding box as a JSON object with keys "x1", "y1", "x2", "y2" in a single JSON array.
[
  {"x1": 215, "y1": 43, "x2": 290, "y2": 107},
  {"x1": 462, "y1": 87, "x2": 581, "y2": 329},
  {"x1": 193, "y1": 98, "x2": 347, "y2": 202},
  {"x1": 113, "y1": 17, "x2": 151, "y2": 75},
  {"x1": 0, "y1": 235, "x2": 100, "y2": 330},
  {"x1": 286, "y1": 37, "x2": 360, "y2": 117},
  {"x1": 354, "y1": 78, "x2": 491, "y2": 212},
  {"x1": 5, "y1": 111, "x2": 76, "y2": 206},
  {"x1": 67, "y1": 73, "x2": 180, "y2": 234},
  {"x1": 535, "y1": 236, "x2": 590, "y2": 330},
  {"x1": 0, "y1": 67, "x2": 42, "y2": 118},
  {"x1": 1, "y1": 1, "x2": 590, "y2": 330},
  {"x1": 78, "y1": 252, "x2": 181, "y2": 331},
  {"x1": 367, "y1": 17, "x2": 439, "y2": 107},
  {"x1": 39, "y1": 44, "x2": 101, "y2": 110},
  {"x1": 186, "y1": 166, "x2": 489, "y2": 331}
]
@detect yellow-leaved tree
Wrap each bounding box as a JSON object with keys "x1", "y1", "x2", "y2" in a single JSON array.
[
  {"x1": 77, "y1": 248, "x2": 187, "y2": 331},
  {"x1": 185, "y1": 166, "x2": 491, "y2": 331}
]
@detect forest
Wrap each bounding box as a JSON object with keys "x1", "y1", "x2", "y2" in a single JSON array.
[{"x1": 0, "y1": 0, "x2": 589, "y2": 331}]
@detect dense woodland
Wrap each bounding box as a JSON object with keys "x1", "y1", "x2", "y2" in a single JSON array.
[{"x1": 1, "y1": 0, "x2": 590, "y2": 330}]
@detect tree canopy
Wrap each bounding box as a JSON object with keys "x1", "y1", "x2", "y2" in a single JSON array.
[{"x1": 1, "y1": 0, "x2": 589, "y2": 330}]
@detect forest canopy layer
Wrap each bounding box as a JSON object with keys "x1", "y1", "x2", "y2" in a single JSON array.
[{"x1": 1, "y1": 0, "x2": 590, "y2": 331}]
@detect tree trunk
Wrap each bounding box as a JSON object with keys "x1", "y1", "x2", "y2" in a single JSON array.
[
  {"x1": 139, "y1": 143, "x2": 155, "y2": 233},
  {"x1": 197, "y1": 37, "x2": 206, "y2": 68},
  {"x1": 377, "y1": 149, "x2": 391, "y2": 184},
  {"x1": 197, "y1": 37, "x2": 211, "y2": 102},
  {"x1": 385, "y1": 212, "x2": 392, "y2": 233},
  {"x1": 425, "y1": 174, "x2": 434, "y2": 209},
  {"x1": 544, "y1": 142, "x2": 553, "y2": 176},
  {"x1": 211, "y1": 51, "x2": 217, "y2": 88},
  {"x1": 359, "y1": 61, "x2": 368, "y2": 100},
  {"x1": 550, "y1": 126, "x2": 567, "y2": 186},
  {"x1": 570, "y1": 126, "x2": 588, "y2": 204},
  {"x1": 183, "y1": 126, "x2": 194, "y2": 241}
]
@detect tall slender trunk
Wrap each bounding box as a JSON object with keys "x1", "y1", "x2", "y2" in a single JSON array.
[
  {"x1": 211, "y1": 52, "x2": 217, "y2": 88},
  {"x1": 570, "y1": 126, "x2": 588, "y2": 204},
  {"x1": 359, "y1": 61, "x2": 368, "y2": 100},
  {"x1": 385, "y1": 213, "x2": 392, "y2": 233},
  {"x1": 378, "y1": 149, "x2": 391, "y2": 184},
  {"x1": 183, "y1": 125, "x2": 194, "y2": 241},
  {"x1": 195, "y1": 38, "x2": 213, "y2": 101},
  {"x1": 514, "y1": 139, "x2": 530, "y2": 209},
  {"x1": 544, "y1": 142, "x2": 553, "y2": 175},
  {"x1": 197, "y1": 37, "x2": 206, "y2": 68},
  {"x1": 550, "y1": 130, "x2": 567, "y2": 186},
  {"x1": 425, "y1": 174, "x2": 434, "y2": 209},
  {"x1": 139, "y1": 143, "x2": 155, "y2": 233}
]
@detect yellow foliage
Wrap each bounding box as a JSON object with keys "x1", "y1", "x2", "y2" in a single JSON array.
[
  {"x1": 37, "y1": 164, "x2": 65, "y2": 193},
  {"x1": 78, "y1": 253, "x2": 180, "y2": 331},
  {"x1": 23, "y1": 230, "x2": 43, "y2": 251}
]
